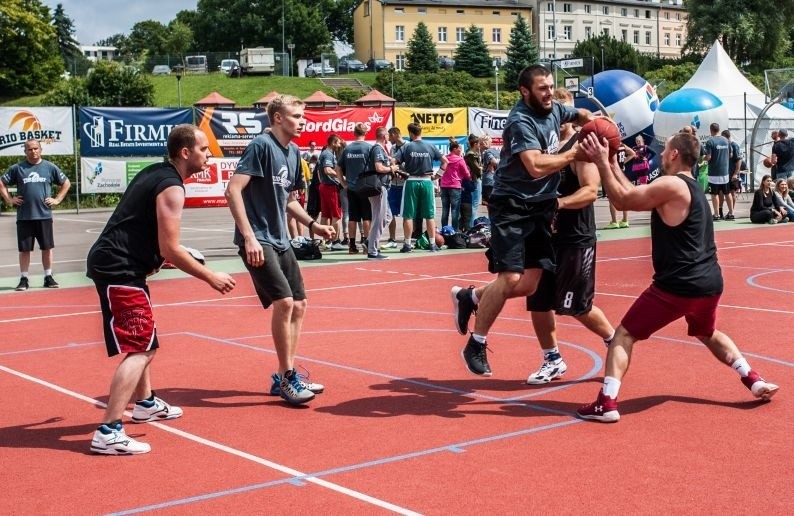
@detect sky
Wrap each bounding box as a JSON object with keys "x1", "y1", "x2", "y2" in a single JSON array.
[{"x1": 42, "y1": 0, "x2": 198, "y2": 45}]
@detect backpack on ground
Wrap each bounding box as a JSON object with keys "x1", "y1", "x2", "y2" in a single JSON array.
[{"x1": 291, "y1": 237, "x2": 322, "y2": 260}]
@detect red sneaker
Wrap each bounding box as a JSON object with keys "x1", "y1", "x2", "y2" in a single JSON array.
[
  {"x1": 577, "y1": 391, "x2": 620, "y2": 423},
  {"x1": 741, "y1": 370, "x2": 779, "y2": 401}
]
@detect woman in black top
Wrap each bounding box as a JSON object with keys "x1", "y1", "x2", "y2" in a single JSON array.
[{"x1": 750, "y1": 174, "x2": 785, "y2": 224}]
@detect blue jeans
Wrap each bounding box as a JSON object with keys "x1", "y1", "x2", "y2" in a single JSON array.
[
  {"x1": 470, "y1": 179, "x2": 482, "y2": 227},
  {"x1": 440, "y1": 187, "x2": 462, "y2": 229}
]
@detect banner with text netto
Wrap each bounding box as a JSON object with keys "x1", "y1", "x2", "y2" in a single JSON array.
[
  {"x1": 79, "y1": 107, "x2": 192, "y2": 157},
  {"x1": 0, "y1": 107, "x2": 74, "y2": 156},
  {"x1": 394, "y1": 107, "x2": 468, "y2": 138}
]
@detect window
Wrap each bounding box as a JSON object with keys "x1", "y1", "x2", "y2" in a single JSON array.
[
  {"x1": 438, "y1": 27, "x2": 447, "y2": 42},
  {"x1": 602, "y1": 6, "x2": 609, "y2": 15},
  {"x1": 364, "y1": 0, "x2": 370, "y2": 16},
  {"x1": 394, "y1": 8, "x2": 404, "y2": 14},
  {"x1": 547, "y1": 2, "x2": 553, "y2": 11},
  {"x1": 646, "y1": 31, "x2": 652, "y2": 45},
  {"x1": 457, "y1": 9, "x2": 464, "y2": 14},
  {"x1": 585, "y1": 26, "x2": 592, "y2": 38},
  {"x1": 665, "y1": 12, "x2": 669, "y2": 20},
  {"x1": 646, "y1": 10, "x2": 651, "y2": 18},
  {"x1": 563, "y1": 26, "x2": 572, "y2": 40},
  {"x1": 664, "y1": 33, "x2": 670, "y2": 46},
  {"x1": 676, "y1": 33, "x2": 681, "y2": 46},
  {"x1": 633, "y1": 30, "x2": 639, "y2": 44},
  {"x1": 456, "y1": 27, "x2": 465, "y2": 42},
  {"x1": 492, "y1": 28, "x2": 501, "y2": 43},
  {"x1": 603, "y1": 27, "x2": 609, "y2": 36},
  {"x1": 492, "y1": 11, "x2": 500, "y2": 15},
  {"x1": 584, "y1": 4, "x2": 591, "y2": 14},
  {"x1": 395, "y1": 25, "x2": 405, "y2": 41},
  {"x1": 563, "y1": 3, "x2": 572, "y2": 13},
  {"x1": 635, "y1": 9, "x2": 640, "y2": 17},
  {"x1": 547, "y1": 25, "x2": 556, "y2": 40},
  {"x1": 621, "y1": 8, "x2": 627, "y2": 16},
  {"x1": 621, "y1": 29, "x2": 627, "y2": 42},
  {"x1": 396, "y1": 54, "x2": 405, "y2": 70},
  {"x1": 676, "y1": 13, "x2": 681, "y2": 20},
  {"x1": 417, "y1": 7, "x2": 426, "y2": 14}
]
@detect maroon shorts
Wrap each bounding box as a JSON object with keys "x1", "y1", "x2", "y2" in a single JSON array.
[
  {"x1": 318, "y1": 183, "x2": 342, "y2": 219},
  {"x1": 95, "y1": 279, "x2": 158, "y2": 357},
  {"x1": 621, "y1": 284, "x2": 720, "y2": 341}
]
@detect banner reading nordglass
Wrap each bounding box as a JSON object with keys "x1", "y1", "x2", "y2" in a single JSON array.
[
  {"x1": 295, "y1": 107, "x2": 393, "y2": 148},
  {"x1": 196, "y1": 107, "x2": 270, "y2": 157},
  {"x1": 79, "y1": 107, "x2": 192, "y2": 157},
  {"x1": 0, "y1": 107, "x2": 74, "y2": 156}
]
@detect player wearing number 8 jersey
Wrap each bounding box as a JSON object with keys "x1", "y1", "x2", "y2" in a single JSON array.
[{"x1": 525, "y1": 88, "x2": 615, "y2": 385}]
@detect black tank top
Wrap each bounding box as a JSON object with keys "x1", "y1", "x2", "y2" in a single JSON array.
[
  {"x1": 553, "y1": 133, "x2": 596, "y2": 247},
  {"x1": 651, "y1": 174, "x2": 723, "y2": 297}
]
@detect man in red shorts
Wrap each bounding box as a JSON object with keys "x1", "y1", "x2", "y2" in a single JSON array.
[
  {"x1": 86, "y1": 125, "x2": 236, "y2": 454},
  {"x1": 576, "y1": 130, "x2": 778, "y2": 423}
]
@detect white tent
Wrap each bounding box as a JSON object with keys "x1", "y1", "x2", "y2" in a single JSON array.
[{"x1": 680, "y1": 40, "x2": 794, "y2": 184}]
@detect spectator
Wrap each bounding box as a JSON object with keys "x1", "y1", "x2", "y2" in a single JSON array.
[
  {"x1": 750, "y1": 175, "x2": 785, "y2": 224},
  {"x1": 480, "y1": 135, "x2": 499, "y2": 204},
  {"x1": 722, "y1": 129, "x2": 742, "y2": 218},
  {"x1": 604, "y1": 143, "x2": 636, "y2": 229},
  {"x1": 630, "y1": 134, "x2": 654, "y2": 186},
  {"x1": 703, "y1": 122, "x2": 733, "y2": 220},
  {"x1": 771, "y1": 128, "x2": 794, "y2": 180},
  {"x1": 385, "y1": 127, "x2": 406, "y2": 248},
  {"x1": 337, "y1": 123, "x2": 373, "y2": 254},
  {"x1": 0, "y1": 139, "x2": 71, "y2": 291},
  {"x1": 459, "y1": 175, "x2": 476, "y2": 231},
  {"x1": 768, "y1": 130, "x2": 780, "y2": 178},
  {"x1": 774, "y1": 178, "x2": 794, "y2": 222},
  {"x1": 301, "y1": 140, "x2": 319, "y2": 162},
  {"x1": 440, "y1": 137, "x2": 471, "y2": 230},
  {"x1": 364, "y1": 126, "x2": 394, "y2": 259},
  {"x1": 287, "y1": 157, "x2": 311, "y2": 239},
  {"x1": 788, "y1": 177, "x2": 794, "y2": 201},
  {"x1": 464, "y1": 134, "x2": 483, "y2": 226},
  {"x1": 305, "y1": 155, "x2": 321, "y2": 239},
  {"x1": 316, "y1": 134, "x2": 345, "y2": 250}
]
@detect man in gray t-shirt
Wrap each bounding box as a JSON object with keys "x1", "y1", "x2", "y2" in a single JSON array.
[
  {"x1": 337, "y1": 123, "x2": 373, "y2": 252},
  {"x1": 0, "y1": 139, "x2": 71, "y2": 290},
  {"x1": 703, "y1": 122, "x2": 732, "y2": 220},
  {"x1": 450, "y1": 65, "x2": 593, "y2": 378}
]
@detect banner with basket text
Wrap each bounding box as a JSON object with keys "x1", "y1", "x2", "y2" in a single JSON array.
[{"x1": 0, "y1": 107, "x2": 75, "y2": 156}]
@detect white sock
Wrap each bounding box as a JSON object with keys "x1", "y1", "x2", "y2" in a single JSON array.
[
  {"x1": 731, "y1": 357, "x2": 751, "y2": 377},
  {"x1": 471, "y1": 289, "x2": 479, "y2": 304},
  {"x1": 472, "y1": 333, "x2": 486, "y2": 344},
  {"x1": 405, "y1": 238, "x2": 412, "y2": 246},
  {"x1": 44, "y1": 269, "x2": 52, "y2": 276},
  {"x1": 602, "y1": 376, "x2": 621, "y2": 398},
  {"x1": 603, "y1": 330, "x2": 615, "y2": 346},
  {"x1": 543, "y1": 347, "x2": 560, "y2": 358},
  {"x1": 21, "y1": 272, "x2": 29, "y2": 278}
]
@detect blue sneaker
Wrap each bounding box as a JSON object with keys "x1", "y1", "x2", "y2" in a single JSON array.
[{"x1": 270, "y1": 369, "x2": 324, "y2": 398}]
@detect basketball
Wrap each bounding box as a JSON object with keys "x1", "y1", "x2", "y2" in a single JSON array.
[
  {"x1": 580, "y1": 118, "x2": 622, "y2": 156},
  {"x1": 434, "y1": 233, "x2": 445, "y2": 247},
  {"x1": 763, "y1": 157, "x2": 773, "y2": 168}
]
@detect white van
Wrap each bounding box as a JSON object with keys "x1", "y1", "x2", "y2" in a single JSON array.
[
  {"x1": 219, "y1": 59, "x2": 240, "y2": 73},
  {"x1": 185, "y1": 55, "x2": 208, "y2": 73}
]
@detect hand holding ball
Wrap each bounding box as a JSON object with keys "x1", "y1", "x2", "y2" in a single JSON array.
[{"x1": 579, "y1": 118, "x2": 622, "y2": 157}]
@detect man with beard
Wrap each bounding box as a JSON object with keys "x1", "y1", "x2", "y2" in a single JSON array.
[{"x1": 451, "y1": 64, "x2": 594, "y2": 376}]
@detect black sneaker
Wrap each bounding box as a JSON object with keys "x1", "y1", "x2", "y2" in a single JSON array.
[
  {"x1": 400, "y1": 243, "x2": 413, "y2": 253},
  {"x1": 15, "y1": 277, "x2": 29, "y2": 291},
  {"x1": 367, "y1": 252, "x2": 387, "y2": 259},
  {"x1": 462, "y1": 334, "x2": 491, "y2": 376},
  {"x1": 43, "y1": 275, "x2": 59, "y2": 288},
  {"x1": 450, "y1": 285, "x2": 477, "y2": 335},
  {"x1": 725, "y1": 213, "x2": 735, "y2": 221}
]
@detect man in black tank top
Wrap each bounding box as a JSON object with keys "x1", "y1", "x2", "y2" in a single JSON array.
[
  {"x1": 575, "y1": 131, "x2": 778, "y2": 423},
  {"x1": 525, "y1": 90, "x2": 615, "y2": 385}
]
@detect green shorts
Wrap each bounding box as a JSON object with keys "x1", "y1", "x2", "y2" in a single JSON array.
[{"x1": 401, "y1": 178, "x2": 435, "y2": 220}]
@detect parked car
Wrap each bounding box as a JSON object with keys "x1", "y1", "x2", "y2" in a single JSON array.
[
  {"x1": 305, "y1": 62, "x2": 336, "y2": 77},
  {"x1": 338, "y1": 58, "x2": 367, "y2": 73},
  {"x1": 151, "y1": 65, "x2": 171, "y2": 75},
  {"x1": 366, "y1": 59, "x2": 393, "y2": 72},
  {"x1": 438, "y1": 56, "x2": 455, "y2": 69},
  {"x1": 218, "y1": 59, "x2": 240, "y2": 73}
]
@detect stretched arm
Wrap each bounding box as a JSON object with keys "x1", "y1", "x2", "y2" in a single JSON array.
[
  {"x1": 519, "y1": 148, "x2": 577, "y2": 178},
  {"x1": 157, "y1": 186, "x2": 235, "y2": 294}
]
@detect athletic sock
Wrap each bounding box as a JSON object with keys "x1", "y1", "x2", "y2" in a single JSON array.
[
  {"x1": 471, "y1": 289, "x2": 479, "y2": 304},
  {"x1": 543, "y1": 347, "x2": 561, "y2": 361},
  {"x1": 731, "y1": 357, "x2": 751, "y2": 377},
  {"x1": 44, "y1": 269, "x2": 52, "y2": 276},
  {"x1": 136, "y1": 393, "x2": 156, "y2": 407},
  {"x1": 472, "y1": 333, "x2": 486, "y2": 344},
  {"x1": 603, "y1": 330, "x2": 615, "y2": 347},
  {"x1": 21, "y1": 272, "x2": 29, "y2": 278},
  {"x1": 602, "y1": 376, "x2": 621, "y2": 398}
]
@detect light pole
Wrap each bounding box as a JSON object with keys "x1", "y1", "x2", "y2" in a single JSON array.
[
  {"x1": 600, "y1": 44, "x2": 605, "y2": 72},
  {"x1": 288, "y1": 43, "x2": 295, "y2": 77},
  {"x1": 493, "y1": 58, "x2": 499, "y2": 110},
  {"x1": 175, "y1": 67, "x2": 182, "y2": 108},
  {"x1": 281, "y1": 0, "x2": 285, "y2": 55}
]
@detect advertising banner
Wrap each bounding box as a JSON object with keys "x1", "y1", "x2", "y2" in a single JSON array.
[
  {"x1": 195, "y1": 107, "x2": 270, "y2": 157},
  {"x1": 78, "y1": 107, "x2": 192, "y2": 157},
  {"x1": 394, "y1": 107, "x2": 467, "y2": 137},
  {"x1": 467, "y1": 107, "x2": 510, "y2": 149},
  {"x1": 295, "y1": 107, "x2": 393, "y2": 148},
  {"x1": 81, "y1": 157, "x2": 160, "y2": 193},
  {"x1": 183, "y1": 157, "x2": 238, "y2": 207},
  {"x1": 0, "y1": 107, "x2": 74, "y2": 156}
]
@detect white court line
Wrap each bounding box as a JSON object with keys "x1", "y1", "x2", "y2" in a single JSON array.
[{"x1": 0, "y1": 363, "x2": 421, "y2": 515}]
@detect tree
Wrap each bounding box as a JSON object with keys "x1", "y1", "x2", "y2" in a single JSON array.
[
  {"x1": 127, "y1": 20, "x2": 169, "y2": 60},
  {"x1": 165, "y1": 21, "x2": 193, "y2": 61},
  {"x1": 406, "y1": 22, "x2": 439, "y2": 73},
  {"x1": 503, "y1": 14, "x2": 538, "y2": 91},
  {"x1": 96, "y1": 33, "x2": 134, "y2": 63},
  {"x1": 83, "y1": 61, "x2": 155, "y2": 106},
  {"x1": 572, "y1": 34, "x2": 643, "y2": 76},
  {"x1": 52, "y1": 3, "x2": 80, "y2": 65},
  {"x1": 453, "y1": 26, "x2": 493, "y2": 78},
  {"x1": 324, "y1": 0, "x2": 356, "y2": 46},
  {"x1": 0, "y1": 0, "x2": 64, "y2": 96},
  {"x1": 684, "y1": 0, "x2": 794, "y2": 70}
]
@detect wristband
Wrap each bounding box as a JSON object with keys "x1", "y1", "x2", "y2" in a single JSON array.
[{"x1": 308, "y1": 220, "x2": 316, "y2": 230}]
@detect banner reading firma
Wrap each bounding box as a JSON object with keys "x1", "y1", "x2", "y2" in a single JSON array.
[
  {"x1": 0, "y1": 107, "x2": 74, "y2": 156},
  {"x1": 79, "y1": 107, "x2": 192, "y2": 157}
]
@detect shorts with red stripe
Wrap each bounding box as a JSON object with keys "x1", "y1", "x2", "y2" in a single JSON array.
[
  {"x1": 621, "y1": 284, "x2": 720, "y2": 341},
  {"x1": 94, "y1": 278, "x2": 158, "y2": 357}
]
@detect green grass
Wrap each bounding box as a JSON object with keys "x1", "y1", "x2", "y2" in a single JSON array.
[{"x1": 1, "y1": 72, "x2": 379, "y2": 108}]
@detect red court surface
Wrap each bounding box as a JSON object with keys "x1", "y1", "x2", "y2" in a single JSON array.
[{"x1": 1, "y1": 226, "x2": 791, "y2": 514}]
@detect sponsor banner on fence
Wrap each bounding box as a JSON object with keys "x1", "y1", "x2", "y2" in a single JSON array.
[
  {"x1": 468, "y1": 107, "x2": 509, "y2": 149},
  {"x1": 417, "y1": 136, "x2": 468, "y2": 168},
  {"x1": 183, "y1": 157, "x2": 238, "y2": 207},
  {"x1": 295, "y1": 107, "x2": 393, "y2": 149},
  {"x1": 0, "y1": 107, "x2": 74, "y2": 156},
  {"x1": 196, "y1": 107, "x2": 270, "y2": 157},
  {"x1": 394, "y1": 107, "x2": 467, "y2": 137},
  {"x1": 81, "y1": 157, "x2": 160, "y2": 193},
  {"x1": 79, "y1": 107, "x2": 192, "y2": 157}
]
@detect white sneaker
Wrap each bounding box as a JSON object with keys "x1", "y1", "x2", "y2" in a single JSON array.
[
  {"x1": 526, "y1": 358, "x2": 568, "y2": 385},
  {"x1": 384, "y1": 240, "x2": 399, "y2": 249},
  {"x1": 742, "y1": 370, "x2": 779, "y2": 401},
  {"x1": 90, "y1": 423, "x2": 151, "y2": 455},
  {"x1": 131, "y1": 394, "x2": 184, "y2": 423},
  {"x1": 279, "y1": 369, "x2": 316, "y2": 404},
  {"x1": 330, "y1": 241, "x2": 346, "y2": 251}
]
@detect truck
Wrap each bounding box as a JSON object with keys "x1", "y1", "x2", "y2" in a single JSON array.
[
  {"x1": 184, "y1": 55, "x2": 208, "y2": 73},
  {"x1": 239, "y1": 47, "x2": 275, "y2": 75}
]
